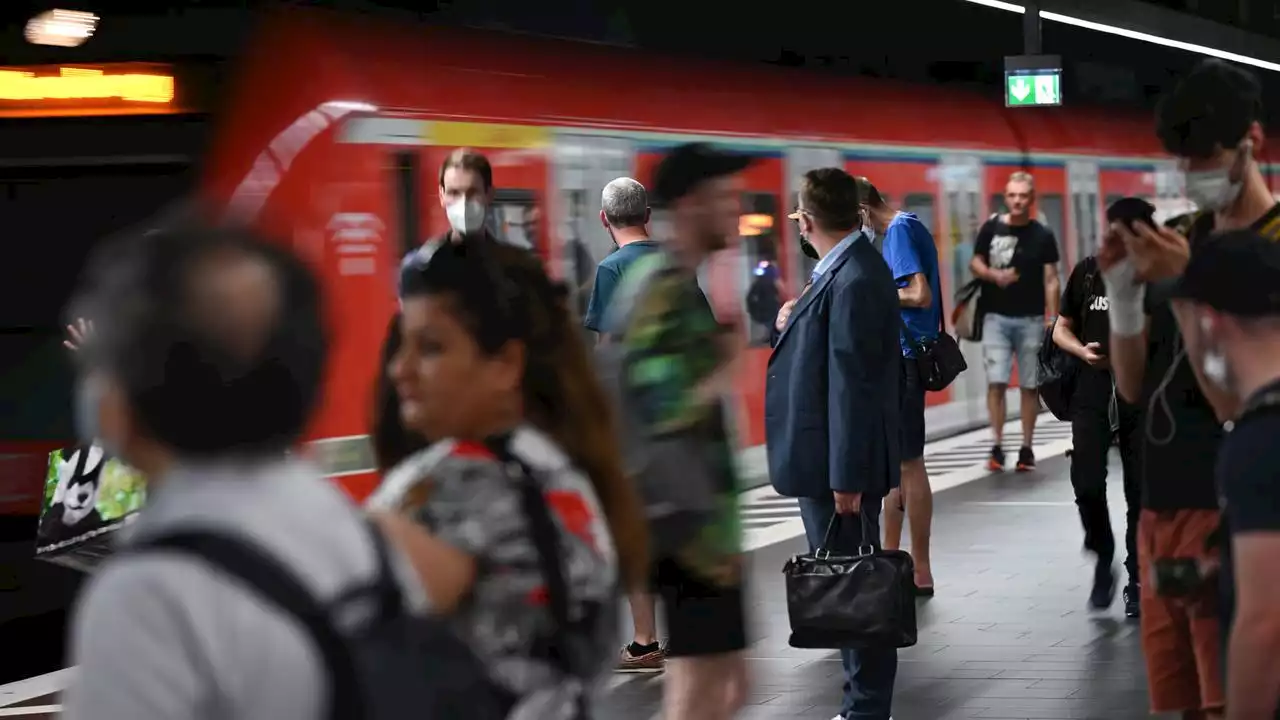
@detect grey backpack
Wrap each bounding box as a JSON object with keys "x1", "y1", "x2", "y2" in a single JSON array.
[{"x1": 594, "y1": 255, "x2": 718, "y2": 559}]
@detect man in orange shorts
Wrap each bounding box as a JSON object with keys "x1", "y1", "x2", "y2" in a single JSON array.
[
  {"x1": 1136, "y1": 509, "x2": 1223, "y2": 717},
  {"x1": 1099, "y1": 58, "x2": 1280, "y2": 718}
]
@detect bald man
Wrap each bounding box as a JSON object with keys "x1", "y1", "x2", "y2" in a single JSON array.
[
  {"x1": 584, "y1": 177, "x2": 656, "y2": 341},
  {"x1": 62, "y1": 221, "x2": 431, "y2": 720}
]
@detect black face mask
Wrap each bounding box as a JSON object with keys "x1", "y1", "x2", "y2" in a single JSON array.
[{"x1": 799, "y1": 235, "x2": 819, "y2": 260}]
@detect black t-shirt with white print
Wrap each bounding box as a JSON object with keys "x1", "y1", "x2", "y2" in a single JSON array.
[
  {"x1": 973, "y1": 217, "x2": 1060, "y2": 318},
  {"x1": 1059, "y1": 256, "x2": 1108, "y2": 352}
]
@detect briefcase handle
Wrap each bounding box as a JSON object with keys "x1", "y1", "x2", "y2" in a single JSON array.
[{"x1": 814, "y1": 511, "x2": 875, "y2": 560}]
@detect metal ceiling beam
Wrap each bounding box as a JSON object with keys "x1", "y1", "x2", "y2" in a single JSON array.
[{"x1": 1035, "y1": 0, "x2": 1280, "y2": 64}]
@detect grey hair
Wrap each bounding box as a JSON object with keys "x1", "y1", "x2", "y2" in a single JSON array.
[{"x1": 601, "y1": 177, "x2": 648, "y2": 229}]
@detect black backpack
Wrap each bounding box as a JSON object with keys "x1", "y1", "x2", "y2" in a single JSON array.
[
  {"x1": 131, "y1": 518, "x2": 516, "y2": 720},
  {"x1": 1037, "y1": 259, "x2": 1100, "y2": 421},
  {"x1": 130, "y1": 455, "x2": 588, "y2": 720}
]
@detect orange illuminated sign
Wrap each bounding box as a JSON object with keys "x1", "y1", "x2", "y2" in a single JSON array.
[
  {"x1": 739, "y1": 213, "x2": 775, "y2": 237},
  {"x1": 0, "y1": 64, "x2": 178, "y2": 118}
]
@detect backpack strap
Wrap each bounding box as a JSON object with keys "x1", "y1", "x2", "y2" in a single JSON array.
[
  {"x1": 129, "y1": 523, "x2": 391, "y2": 720},
  {"x1": 485, "y1": 441, "x2": 589, "y2": 719}
]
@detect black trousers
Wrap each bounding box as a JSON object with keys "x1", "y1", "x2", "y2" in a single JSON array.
[{"x1": 1069, "y1": 367, "x2": 1142, "y2": 583}]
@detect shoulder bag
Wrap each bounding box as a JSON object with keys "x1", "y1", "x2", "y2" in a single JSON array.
[
  {"x1": 783, "y1": 512, "x2": 917, "y2": 650},
  {"x1": 903, "y1": 280, "x2": 968, "y2": 392}
]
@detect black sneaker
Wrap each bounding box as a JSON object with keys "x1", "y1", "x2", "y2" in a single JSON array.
[
  {"x1": 1123, "y1": 584, "x2": 1141, "y2": 619},
  {"x1": 1089, "y1": 561, "x2": 1116, "y2": 610},
  {"x1": 1015, "y1": 445, "x2": 1036, "y2": 472},
  {"x1": 987, "y1": 444, "x2": 1006, "y2": 472}
]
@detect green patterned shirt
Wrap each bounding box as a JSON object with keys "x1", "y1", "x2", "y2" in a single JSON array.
[{"x1": 615, "y1": 253, "x2": 742, "y2": 586}]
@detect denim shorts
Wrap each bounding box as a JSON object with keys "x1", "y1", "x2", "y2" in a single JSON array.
[{"x1": 981, "y1": 313, "x2": 1044, "y2": 387}]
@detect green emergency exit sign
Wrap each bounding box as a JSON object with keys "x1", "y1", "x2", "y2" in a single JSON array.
[
  {"x1": 1004, "y1": 55, "x2": 1063, "y2": 107},
  {"x1": 1006, "y1": 72, "x2": 1062, "y2": 106}
]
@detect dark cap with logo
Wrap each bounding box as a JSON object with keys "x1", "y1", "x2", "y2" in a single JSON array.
[
  {"x1": 650, "y1": 143, "x2": 753, "y2": 208},
  {"x1": 1172, "y1": 229, "x2": 1280, "y2": 316}
]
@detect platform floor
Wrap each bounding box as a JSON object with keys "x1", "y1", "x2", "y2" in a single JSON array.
[
  {"x1": 598, "y1": 451, "x2": 1150, "y2": 720},
  {"x1": 0, "y1": 417, "x2": 1155, "y2": 719}
]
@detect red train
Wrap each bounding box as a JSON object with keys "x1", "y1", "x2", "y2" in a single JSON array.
[{"x1": 3, "y1": 7, "x2": 1276, "y2": 512}]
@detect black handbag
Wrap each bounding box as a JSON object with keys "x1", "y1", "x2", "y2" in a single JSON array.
[
  {"x1": 783, "y1": 512, "x2": 918, "y2": 650},
  {"x1": 902, "y1": 287, "x2": 968, "y2": 392}
]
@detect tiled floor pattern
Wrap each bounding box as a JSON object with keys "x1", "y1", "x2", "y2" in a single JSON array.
[
  {"x1": 739, "y1": 417, "x2": 1073, "y2": 535},
  {"x1": 602, "y1": 452, "x2": 1151, "y2": 720}
]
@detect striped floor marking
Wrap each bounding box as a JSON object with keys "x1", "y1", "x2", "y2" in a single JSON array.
[
  {"x1": 0, "y1": 707, "x2": 61, "y2": 717},
  {"x1": 738, "y1": 415, "x2": 1072, "y2": 552}
]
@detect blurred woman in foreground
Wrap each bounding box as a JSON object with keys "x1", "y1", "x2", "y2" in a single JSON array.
[
  {"x1": 371, "y1": 312, "x2": 426, "y2": 474},
  {"x1": 368, "y1": 238, "x2": 648, "y2": 719}
]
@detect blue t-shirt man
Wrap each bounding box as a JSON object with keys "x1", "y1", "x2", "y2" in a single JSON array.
[
  {"x1": 583, "y1": 239, "x2": 660, "y2": 334},
  {"x1": 880, "y1": 211, "x2": 942, "y2": 357}
]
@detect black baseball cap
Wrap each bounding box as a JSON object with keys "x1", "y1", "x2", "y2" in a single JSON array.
[
  {"x1": 1172, "y1": 229, "x2": 1280, "y2": 316},
  {"x1": 650, "y1": 143, "x2": 753, "y2": 207}
]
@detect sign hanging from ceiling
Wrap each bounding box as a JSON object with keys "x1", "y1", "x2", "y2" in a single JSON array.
[
  {"x1": 1005, "y1": 55, "x2": 1063, "y2": 107},
  {"x1": 0, "y1": 63, "x2": 179, "y2": 118}
]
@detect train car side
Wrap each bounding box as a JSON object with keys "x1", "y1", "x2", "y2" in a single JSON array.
[{"x1": 201, "y1": 8, "x2": 1237, "y2": 497}]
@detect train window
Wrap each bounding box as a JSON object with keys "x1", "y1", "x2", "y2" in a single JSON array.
[
  {"x1": 902, "y1": 193, "x2": 936, "y2": 239},
  {"x1": 391, "y1": 150, "x2": 420, "y2": 259},
  {"x1": 741, "y1": 193, "x2": 782, "y2": 347},
  {"x1": 490, "y1": 188, "x2": 540, "y2": 251},
  {"x1": 558, "y1": 189, "x2": 597, "y2": 323},
  {"x1": 787, "y1": 191, "x2": 818, "y2": 288},
  {"x1": 1037, "y1": 194, "x2": 1067, "y2": 275},
  {"x1": 1079, "y1": 193, "x2": 1100, "y2": 261},
  {"x1": 1088, "y1": 194, "x2": 1100, "y2": 257},
  {"x1": 989, "y1": 193, "x2": 1005, "y2": 217}
]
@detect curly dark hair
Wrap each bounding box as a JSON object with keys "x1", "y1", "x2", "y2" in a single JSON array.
[{"x1": 1156, "y1": 59, "x2": 1263, "y2": 159}]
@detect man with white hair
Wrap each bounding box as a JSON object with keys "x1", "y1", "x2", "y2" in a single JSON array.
[
  {"x1": 584, "y1": 177, "x2": 656, "y2": 340},
  {"x1": 582, "y1": 176, "x2": 666, "y2": 673}
]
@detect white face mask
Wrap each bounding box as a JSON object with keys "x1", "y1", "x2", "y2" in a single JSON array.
[
  {"x1": 446, "y1": 198, "x2": 487, "y2": 235},
  {"x1": 1184, "y1": 141, "x2": 1251, "y2": 213},
  {"x1": 1184, "y1": 169, "x2": 1243, "y2": 213}
]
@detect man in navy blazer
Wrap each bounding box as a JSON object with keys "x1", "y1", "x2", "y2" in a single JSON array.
[{"x1": 766, "y1": 167, "x2": 902, "y2": 720}]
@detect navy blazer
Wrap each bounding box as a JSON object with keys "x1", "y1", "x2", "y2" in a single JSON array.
[{"x1": 764, "y1": 236, "x2": 902, "y2": 500}]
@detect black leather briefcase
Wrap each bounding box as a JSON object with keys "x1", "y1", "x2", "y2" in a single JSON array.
[{"x1": 783, "y1": 513, "x2": 918, "y2": 650}]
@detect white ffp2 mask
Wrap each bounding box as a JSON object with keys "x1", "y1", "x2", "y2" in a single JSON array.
[
  {"x1": 446, "y1": 199, "x2": 487, "y2": 235},
  {"x1": 1184, "y1": 169, "x2": 1243, "y2": 213}
]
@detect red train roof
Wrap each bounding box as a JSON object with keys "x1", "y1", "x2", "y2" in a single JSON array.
[{"x1": 206, "y1": 4, "x2": 1188, "y2": 203}]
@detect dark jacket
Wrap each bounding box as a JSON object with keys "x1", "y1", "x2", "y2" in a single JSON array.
[{"x1": 765, "y1": 236, "x2": 902, "y2": 499}]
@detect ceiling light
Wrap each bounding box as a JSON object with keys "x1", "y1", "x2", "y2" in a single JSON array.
[
  {"x1": 25, "y1": 10, "x2": 98, "y2": 48},
  {"x1": 959, "y1": 0, "x2": 1280, "y2": 73}
]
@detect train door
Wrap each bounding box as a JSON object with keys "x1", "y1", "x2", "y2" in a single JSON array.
[
  {"x1": 1067, "y1": 161, "x2": 1101, "y2": 266},
  {"x1": 728, "y1": 152, "x2": 786, "y2": 455},
  {"x1": 938, "y1": 154, "x2": 986, "y2": 418},
  {"x1": 1152, "y1": 160, "x2": 1196, "y2": 223},
  {"x1": 784, "y1": 146, "x2": 841, "y2": 294},
  {"x1": 551, "y1": 134, "x2": 634, "y2": 324}
]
